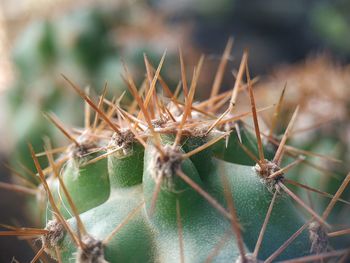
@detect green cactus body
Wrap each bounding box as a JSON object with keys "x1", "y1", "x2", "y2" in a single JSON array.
[
  {"x1": 3, "y1": 43, "x2": 350, "y2": 263},
  {"x1": 206, "y1": 159, "x2": 310, "y2": 260},
  {"x1": 60, "y1": 154, "x2": 110, "y2": 216}
]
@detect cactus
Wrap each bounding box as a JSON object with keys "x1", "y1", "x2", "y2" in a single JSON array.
[{"x1": 1, "y1": 45, "x2": 350, "y2": 263}]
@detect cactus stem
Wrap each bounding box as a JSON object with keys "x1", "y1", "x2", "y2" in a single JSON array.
[
  {"x1": 176, "y1": 169, "x2": 231, "y2": 220},
  {"x1": 103, "y1": 201, "x2": 144, "y2": 245}
]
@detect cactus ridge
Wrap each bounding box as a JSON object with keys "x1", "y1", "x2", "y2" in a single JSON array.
[{"x1": 1, "y1": 43, "x2": 350, "y2": 262}]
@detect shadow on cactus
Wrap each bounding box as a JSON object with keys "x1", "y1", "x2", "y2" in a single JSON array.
[{"x1": 1, "y1": 42, "x2": 350, "y2": 262}]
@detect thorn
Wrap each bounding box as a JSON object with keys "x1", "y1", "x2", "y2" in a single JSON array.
[
  {"x1": 264, "y1": 222, "x2": 309, "y2": 263},
  {"x1": 174, "y1": 55, "x2": 204, "y2": 147},
  {"x1": 2, "y1": 163, "x2": 37, "y2": 188},
  {"x1": 122, "y1": 67, "x2": 164, "y2": 156},
  {"x1": 28, "y1": 144, "x2": 81, "y2": 248},
  {"x1": 142, "y1": 50, "x2": 167, "y2": 116},
  {"x1": 284, "y1": 178, "x2": 350, "y2": 206},
  {"x1": 268, "y1": 156, "x2": 305, "y2": 179},
  {"x1": 61, "y1": 74, "x2": 120, "y2": 135},
  {"x1": 253, "y1": 190, "x2": 277, "y2": 259},
  {"x1": 176, "y1": 169, "x2": 231, "y2": 220},
  {"x1": 210, "y1": 77, "x2": 259, "y2": 113},
  {"x1": 92, "y1": 83, "x2": 108, "y2": 131},
  {"x1": 55, "y1": 246, "x2": 63, "y2": 263},
  {"x1": 84, "y1": 86, "x2": 91, "y2": 129},
  {"x1": 176, "y1": 199, "x2": 185, "y2": 263},
  {"x1": 291, "y1": 117, "x2": 334, "y2": 136},
  {"x1": 103, "y1": 202, "x2": 144, "y2": 245},
  {"x1": 322, "y1": 172, "x2": 350, "y2": 220},
  {"x1": 273, "y1": 106, "x2": 300, "y2": 165},
  {"x1": 278, "y1": 182, "x2": 329, "y2": 228},
  {"x1": 328, "y1": 228, "x2": 350, "y2": 237},
  {"x1": 183, "y1": 131, "x2": 230, "y2": 159},
  {"x1": 44, "y1": 139, "x2": 87, "y2": 238},
  {"x1": 268, "y1": 83, "x2": 286, "y2": 140},
  {"x1": 149, "y1": 176, "x2": 163, "y2": 216},
  {"x1": 220, "y1": 171, "x2": 246, "y2": 261},
  {"x1": 30, "y1": 245, "x2": 45, "y2": 263},
  {"x1": 235, "y1": 123, "x2": 242, "y2": 143},
  {"x1": 43, "y1": 112, "x2": 80, "y2": 147},
  {"x1": 205, "y1": 231, "x2": 231, "y2": 263},
  {"x1": 179, "y1": 47, "x2": 189, "y2": 97},
  {"x1": 228, "y1": 51, "x2": 248, "y2": 111},
  {"x1": 209, "y1": 37, "x2": 234, "y2": 103},
  {"x1": 237, "y1": 140, "x2": 261, "y2": 166},
  {"x1": 246, "y1": 61, "x2": 265, "y2": 165},
  {"x1": 0, "y1": 182, "x2": 37, "y2": 196}
]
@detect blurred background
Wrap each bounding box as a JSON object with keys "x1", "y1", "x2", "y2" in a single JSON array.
[{"x1": 1, "y1": 0, "x2": 350, "y2": 261}]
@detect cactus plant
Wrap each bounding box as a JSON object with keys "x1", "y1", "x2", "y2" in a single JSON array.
[{"x1": 1, "y1": 45, "x2": 350, "y2": 262}]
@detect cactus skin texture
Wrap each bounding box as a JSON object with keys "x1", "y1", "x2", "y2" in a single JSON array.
[{"x1": 2, "y1": 45, "x2": 350, "y2": 263}]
